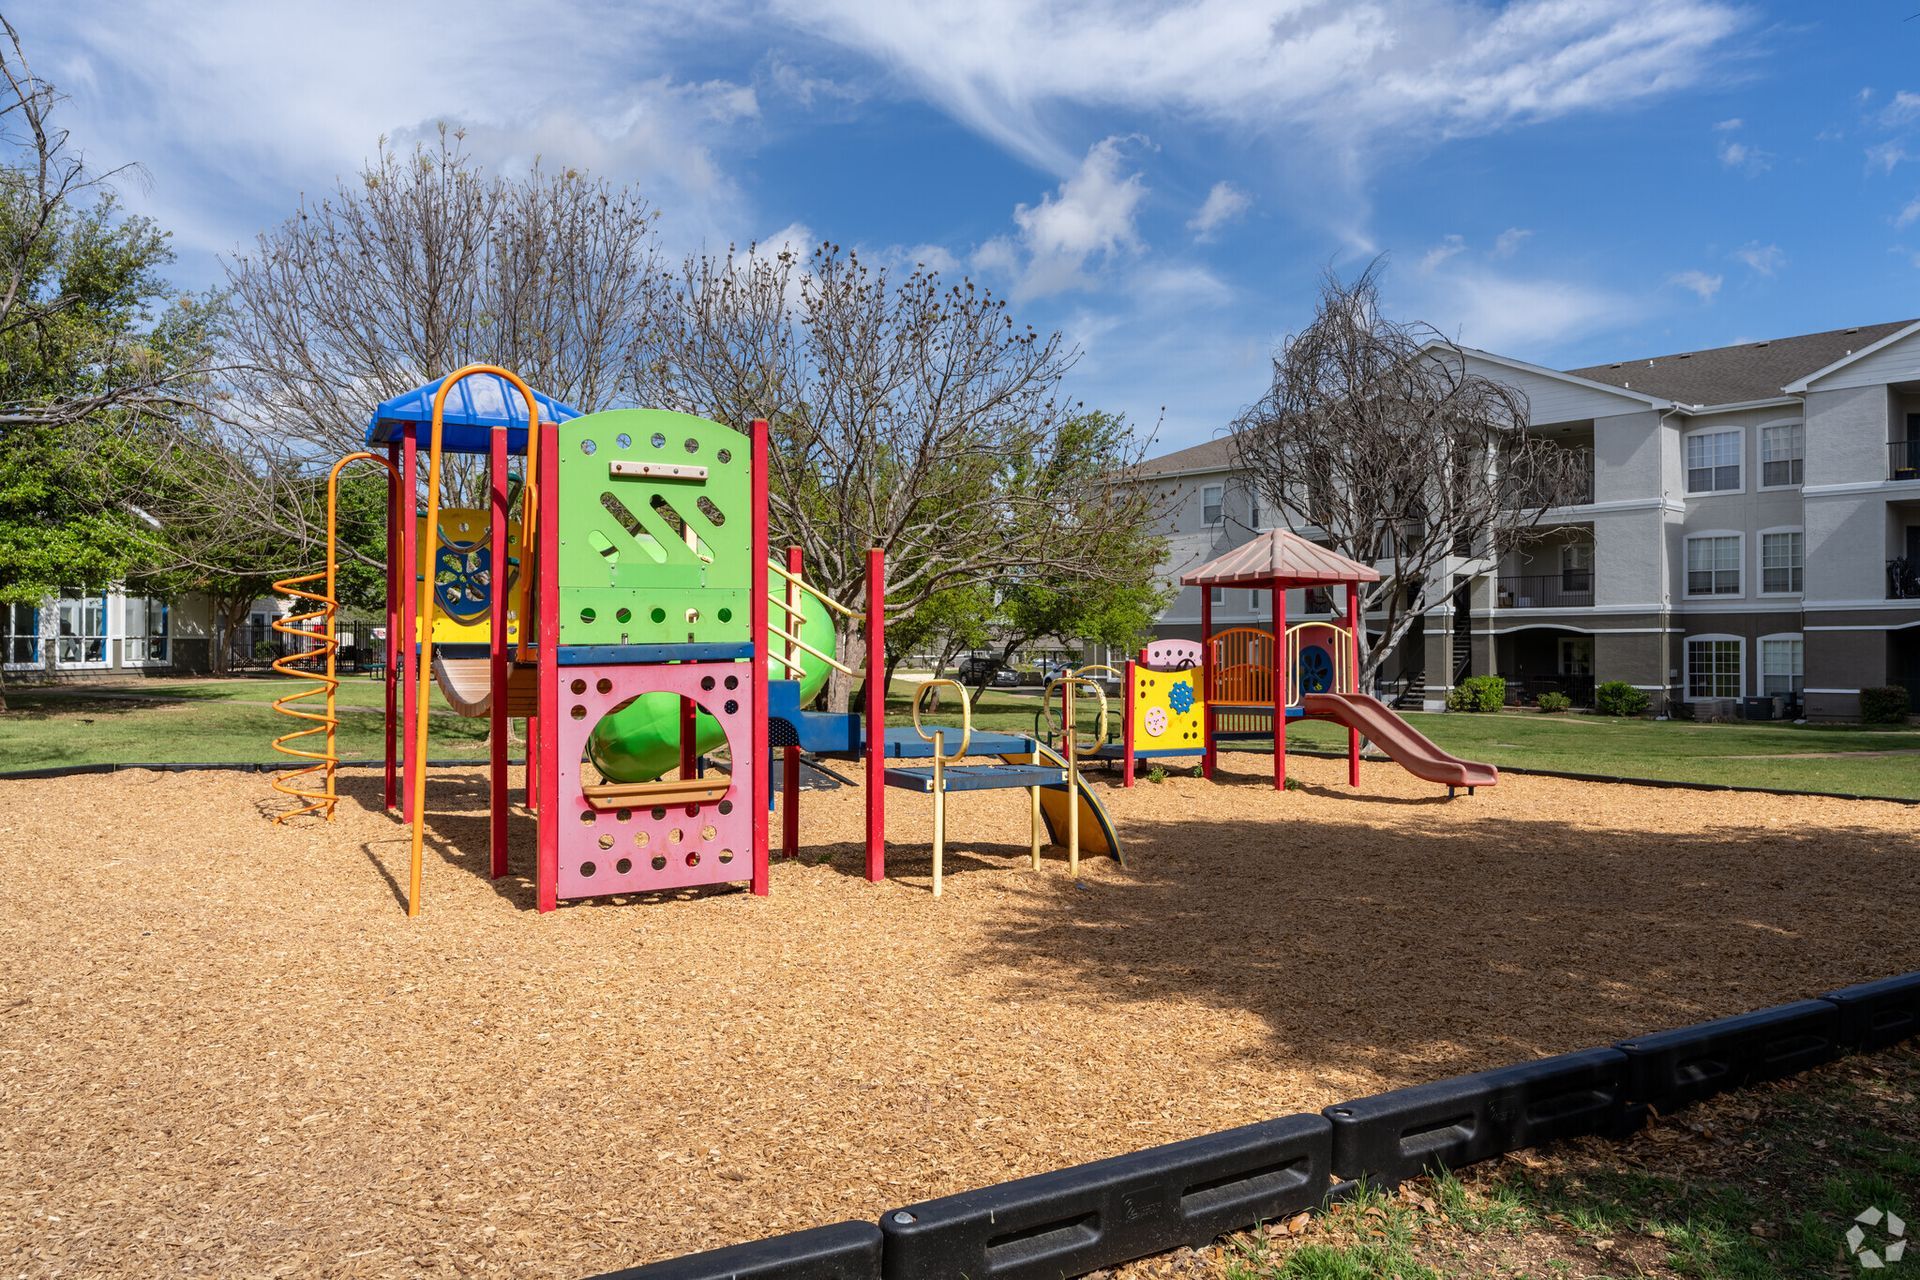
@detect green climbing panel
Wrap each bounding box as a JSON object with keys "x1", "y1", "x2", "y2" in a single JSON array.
[{"x1": 556, "y1": 409, "x2": 753, "y2": 647}]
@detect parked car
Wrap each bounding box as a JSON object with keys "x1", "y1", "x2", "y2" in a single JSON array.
[
  {"x1": 989, "y1": 666, "x2": 1022, "y2": 688},
  {"x1": 955, "y1": 655, "x2": 1002, "y2": 683}
]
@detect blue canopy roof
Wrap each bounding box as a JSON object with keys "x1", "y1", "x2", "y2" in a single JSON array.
[{"x1": 363, "y1": 371, "x2": 583, "y2": 456}]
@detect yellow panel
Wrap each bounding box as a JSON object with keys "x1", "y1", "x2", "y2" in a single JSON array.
[
  {"x1": 416, "y1": 509, "x2": 527, "y2": 645},
  {"x1": 1131, "y1": 668, "x2": 1206, "y2": 749}
]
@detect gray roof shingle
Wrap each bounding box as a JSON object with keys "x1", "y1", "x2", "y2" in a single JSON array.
[{"x1": 1563, "y1": 320, "x2": 1916, "y2": 406}]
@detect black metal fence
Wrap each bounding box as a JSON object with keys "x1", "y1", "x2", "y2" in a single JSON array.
[
  {"x1": 1495, "y1": 571, "x2": 1594, "y2": 609},
  {"x1": 217, "y1": 620, "x2": 389, "y2": 674},
  {"x1": 1890, "y1": 557, "x2": 1920, "y2": 601},
  {"x1": 1891, "y1": 439, "x2": 1920, "y2": 481},
  {"x1": 1502, "y1": 674, "x2": 1596, "y2": 707}
]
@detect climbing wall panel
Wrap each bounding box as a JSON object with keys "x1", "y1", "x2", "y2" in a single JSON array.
[
  {"x1": 556, "y1": 660, "x2": 755, "y2": 899},
  {"x1": 414, "y1": 509, "x2": 525, "y2": 645},
  {"x1": 554, "y1": 409, "x2": 753, "y2": 648}
]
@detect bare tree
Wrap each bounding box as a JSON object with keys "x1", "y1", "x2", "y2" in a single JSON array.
[
  {"x1": 1230, "y1": 261, "x2": 1584, "y2": 688},
  {"x1": 633, "y1": 243, "x2": 1162, "y2": 707},
  {"x1": 215, "y1": 126, "x2": 663, "y2": 517}
]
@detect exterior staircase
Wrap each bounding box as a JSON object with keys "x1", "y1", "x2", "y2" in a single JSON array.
[{"x1": 1392, "y1": 671, "x2": 1426, "y2": 710}]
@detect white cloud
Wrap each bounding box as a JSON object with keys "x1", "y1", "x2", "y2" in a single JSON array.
[
  {"x1": 1869, "y1": 141, "x2": 1912, "y2": 174},
  {"x1": 1883, "y1": 90, "x2": 1920, "y2": 126},
  {"x1": 772, "y1": 0, "x2": 1747, "y2": 183},
  {"x1": 1491, "y1": 227, "x2": 1533, "y2": 258},
  {"x1": 1712, "y1": 116, "x2": 1743, "y2": 131},
  {"x1": 978, "y1": 135, "x2": 1150, "y2": 299},
  {"x1": 1733, "y1": 242, "x2": 1786, "y2": 276},
  {"x1": 1419, "y1": 234, "x2": 1467, "y2": 273},
  {"x1": 1899, "y1": 197, "x2": 1920, "y2": 230},
  {"x1": 1717, "y1": 137, "x2": 1770, "y2": 174},
  {"x1": 1403, "y1": 263, "x2": 1638, "y2": 352},
  {"x1": 1669, "y1": 269, "x2": 1722, "y2": 301},
  {"x1": 1187, "y1": 181, "x2": 1252, "y2": 240},
  {"x1": 1134, "y1": 263, "x2": 1233, "y2": 307}
]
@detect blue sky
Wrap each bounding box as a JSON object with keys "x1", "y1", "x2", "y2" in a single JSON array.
[{"x1": 29, "y1": 1, "x2": 1920, "y2": 453}]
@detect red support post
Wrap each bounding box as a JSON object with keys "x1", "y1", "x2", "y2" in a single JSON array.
[
  {"x1": 383, "y1": 440, "x2": 400, "y2": 811},
  {"x1": 1346, "y1": 579, "x2": 1362, "y2": 788},
  {"x1": 781, "y1": 545, "x2": 803, "y2": 859},
  {"x1": 535, "y1": 415, "x2": 561, "y2": 912},
  {"x1": 488, "y1": 429, "x2": 510, "y2": 879},
  {"x1": 1200, "y1": 587, "x2": 1215, "y2": 780},
  {"x1": 400, "y1": 430, "x2": 418, "y2": 822},
  {"x1": 678, "y1": 698, "x2": 696, "y2": 780},
  {"x1": 1273, "y1": 578, "x2": 1288, "y2": 791},
  {"x1": 1121, "y1": 657, "x2": 1136, "y2": 787},
  {"x1": 749, "y1": 420, "x2": 772, "y2": 896},
  {"x1": 864, "y1": 547, "x2": 886, "y2": 882},
  {"x1": 525, "y1": 711, "x2": 539, "y2": 812}
]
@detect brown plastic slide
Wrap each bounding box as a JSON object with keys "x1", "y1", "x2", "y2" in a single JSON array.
[{"x1": 1301, "y1": 692, "x2": 1499, "y2": 790}]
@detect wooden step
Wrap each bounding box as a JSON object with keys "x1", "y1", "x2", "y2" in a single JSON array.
[{"x1": 580, "y1": 777, "x2": 733, "y2": 811}]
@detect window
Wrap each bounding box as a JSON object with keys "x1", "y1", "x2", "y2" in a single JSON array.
[
  {"x1": 1685, "y1": 535, "x2": 1741, "y2": 596},
  {"x1": 1685, "y1": 636, "x2": 1743, "y2": 700},
  {"x1": 1685, "y1": 429, "x2": 1741, "y2": 493},
  {"x1": 1248, "y1": 490, "x2": 1262, "y2": 528},
  {"x1": 1201, "y1": 483, "x2": 1224, "y2": 526},
  {"x1": 1208, "y1": 586, "x2": 1223, "y2": 606},
  {"x1": 1559, "y1": 543, "x2": 1593, "y2": 591},
  {"x1": 124, "y1": 596, "x2": 170, "y2": 665},
  {"x1": 1760, "y1": 530, "x2": 1803, "y2": 595},
  {"x1": 3, "y1": 601, "x2": 40, "y2": 667},
  {"x1": 1557, "y1": 636, "x2": 1594, "y2": 676},
  {"x1": 55, "y1": 590, "x2": 108, "y2": 666},
  {"x1": 1249, "y1": 589, "x2": 1262, "y2": 611},
  {"x1": 1760, "y1": 635, "x2": 1803, "y2": 698},
  {"x1": 1760, "y1": 423, "x2": 1803, "y2": 488}
]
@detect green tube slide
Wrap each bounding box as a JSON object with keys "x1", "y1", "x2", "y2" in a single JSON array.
[{"x1": 586, "y1": 570, "x2": 841, "y2": 783}]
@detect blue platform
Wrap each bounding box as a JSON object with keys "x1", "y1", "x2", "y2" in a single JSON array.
[{"x1": 884, "y1": 763, "x2": 1067, "y2": 793}]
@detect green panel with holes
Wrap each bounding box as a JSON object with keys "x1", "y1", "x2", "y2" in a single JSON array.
[{"x1": 555, "y1": 409, "x2": 753, "y2": 647}]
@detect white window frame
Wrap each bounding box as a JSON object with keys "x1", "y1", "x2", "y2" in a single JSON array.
[
  {"x1": 1248, "y1": 489, "x2": 1262, "y2": 529},
  {"x1": 1758, "y1": 632, "x2": 1804, "y2": 699},
  {"x1": 1757, "y1": 420, "x2": 1804, "y2": 491},
  {"x1": 122, "y1": 595, "x2": 171, "y2": 667},
  {"x1": 1683, "y1": 426, "x2": 1744, "y2": 496},
  {"x1": 1684, "y1": 531, "x2": 1744, "y2": 599},
  {"x1": 3, "y1": 600, "x2": 45, "y2": 671},
  {"x1": 1208, "y1": 585, "x2": 1224, "y2": 607},
  {"x1": 1757, "y1": 527, "x2": 1804, "y2": 598},
  {"x1": 1684, "y1": 634, "x2": 1745, "y2": 702},
  {"x1": 54, "y1": 589, "x2": 112, "y2": 670},
  {"x1": 1200, "y1": 483, "x2": 1224, "y2": 528},
  {"x1": 1248, "y1": 589, "x2": 1262, "y2": 611}
]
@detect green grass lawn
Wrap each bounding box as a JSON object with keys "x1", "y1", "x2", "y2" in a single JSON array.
[
  {"x1": 0, "y1": 675, "x2": 488, "y2": 771},
  {"x1": 901, "y1": 680, "x2": 1920, "y2": 800},
  {"x1": 5, "y1": 675, "x2": 1917, "y2": 799}
]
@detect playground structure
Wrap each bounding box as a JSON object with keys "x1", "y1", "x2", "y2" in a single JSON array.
[
  {"x1": 1092, "y1": 530, "x2": 1499, "y2": 796},
  {"x1": 268, "y1": 366, "x2": 1120, "y2": 913}
]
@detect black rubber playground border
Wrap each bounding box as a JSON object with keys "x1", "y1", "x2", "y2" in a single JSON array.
[{"x1": 584, "y1": 970, "x2": 1920, "y2": 1280}]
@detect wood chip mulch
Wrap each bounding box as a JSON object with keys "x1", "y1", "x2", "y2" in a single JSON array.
[{"x1": 1, "y1": 751, "x2": 1915, "y2": 1277}]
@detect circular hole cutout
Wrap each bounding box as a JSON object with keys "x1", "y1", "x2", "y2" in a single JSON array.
[
  {"x1": 633, "y1": 831, "x2": 650, "y2": 848},
  {"x1": 650, "y1": 607, "x2": 666, "y2": 624},
  {"x1": 724, "y1": 675, "x2": 739, "y2": 690},
  {"x1": 570, "y1": 678, "x2": 587, "y2": 695},
  {"x1": 580, "y1": 607, "x2": 597, "y2": 624},
  {"x1": 668, "y1": 827, "x2": 684, "y2": 845},
  {"x1": 580, "y1": 860, "x2": 597, "y2": 876},
  {"x1": 724, "y1": 699, "x2": 738, "y2": 715},
  {"x1": 615, "y1": 607, "x2": 631, "y2": 624},
  {"x1": 685, "y1": 851, "x2": 700, "y2": 867},
  {"x1": 570, "y1": 705, "x2": 586, "y2": 720},
  {"x1": 718, "y1": 849, "x2": 734, "y2": 864},
  {"x1": 616, "y1": 432, "x2": 632, "y2": 449},
  {"x1": 717, "y1": 800, "x2": 734, "y2": 816},
  {"x1": 651, "y1": 807, "x2": 666, "y2": 821},
  {"x1": 701, "y1": 824, "x2": 717, "y2": 841},
  {"x1": 616, "y1": 857, "x2": 632, "y2": 874},
  {"x1": 716, "y1": 448, "x2": 732, "y2": 464},
  {"x1": 598, "y1": 834, "x2": 614, "y2": 850},
  {"x1": 684, "y1": 804, "x2": 698, "y2": 817},
  {"x1": 683, "y1": 437, "x2": 699, "y2": 454},
  {"x1": 580, "y1": 438, "x2": 597, "y2": 455},
  {"x1": 578, "y1": 810, "x2": 595, "y2": 825},
  {"x1": 700, "y1": 676, "x2": 716, "y2": 691},
  {"x1": 596, "y1": 677, "x2": 613, "y2": 695},
  {"x1": 650, "y1": 432, "x2": 666, "y2": 448},
  {"x1": 717, "y1": 608, "x2": 732, "y2": 623},
  {"x1": 615, "y1": 809, "x2": 630, "y2": 823},
  {"x1": 651, "y1": 855, "x2": 667, "y2": 871}
]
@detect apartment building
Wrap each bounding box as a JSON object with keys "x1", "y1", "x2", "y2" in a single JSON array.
[{"x1": 1137, "y1": 320, "x2": 1920, "y2": 719}]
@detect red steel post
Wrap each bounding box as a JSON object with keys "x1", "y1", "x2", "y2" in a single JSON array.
[
  {"x1": 1121, "y1": 657, "x2": 1136, "y2": 787},
  {"x1": 749, "y1": 420, "x2": 771, "y2": 895},
  {"x1": 1272, "y1": 578, "x2": 1288, "y2": 791},
  {"x1": 1346, "y1": 579, "x2": 1362, "y2": 787},
  {"x1": 400, "y1": 430, "x2": 418, "y2": 821},
  {"x1": 864, "y1": 548, "x2": 886, "y2": 882},
  {"x1": 488, "y1": 429, "x2": 510, "y2": 878},
  {"x1": 535, "y1": 415, "x2": 561, "y2": 912},
  {"x1": 383, "y1": 441, "x2": 400, "y2": 811},
  {"x1": 1199, "y1": 587, "x2": 1215, "y2": 779}
]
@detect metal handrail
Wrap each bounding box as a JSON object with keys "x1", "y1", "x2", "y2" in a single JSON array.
[{"x1": 912, "y1": 677, "x2": 972, "y2": 761}]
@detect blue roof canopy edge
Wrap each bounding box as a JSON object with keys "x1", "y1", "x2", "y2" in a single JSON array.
[{"x1": 363, "y1": 371, "x2": 584, "y2": 456}]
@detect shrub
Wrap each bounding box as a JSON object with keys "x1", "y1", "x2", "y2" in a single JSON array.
[
  {"x1": 1535, "y1": 690, "x2": 1572, "y2": 714},
  {"x1": 1145, "y1": 764, "x2": 1168, "y2": 784},
  {"x1": 1594, "y1": 680, "x2": 1650, "y2": 717},
  {"x1": 1446, "y1": 675, "x2": 1506, "y2": 713},
  {"x1": 1861, "y1": 686, "x2": 1911, "y2": 724}
]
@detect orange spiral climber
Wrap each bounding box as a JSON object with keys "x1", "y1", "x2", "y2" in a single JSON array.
[{"x1": 270, "y1": 451, "x2": 399, "y2": 822}]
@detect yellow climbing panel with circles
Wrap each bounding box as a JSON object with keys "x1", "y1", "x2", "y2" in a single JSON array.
[
  {"x1": 1132, "y1": 666, "x2": 1206, "y2": 749},
  {"x1": 416, "y1": 509, "x2": 527, "y2": 645}
]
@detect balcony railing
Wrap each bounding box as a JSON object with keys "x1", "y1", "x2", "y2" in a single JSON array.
[
  {"x1": 1892, "y1": 557, "x2": 1920, "y2": 600},
  {"x1": 1508, "y1": 448, "x2": 1596, "y2": 508},
  {"x1": 1893, "y1": 440, "x2": 1920, "y2": 481},
  {"x1": 1502, "y1": 674, "x2": 1596, "y2": 708},
  {"x1": 1496, "y1": 571, "x2": 1595, "y2": 609}
]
